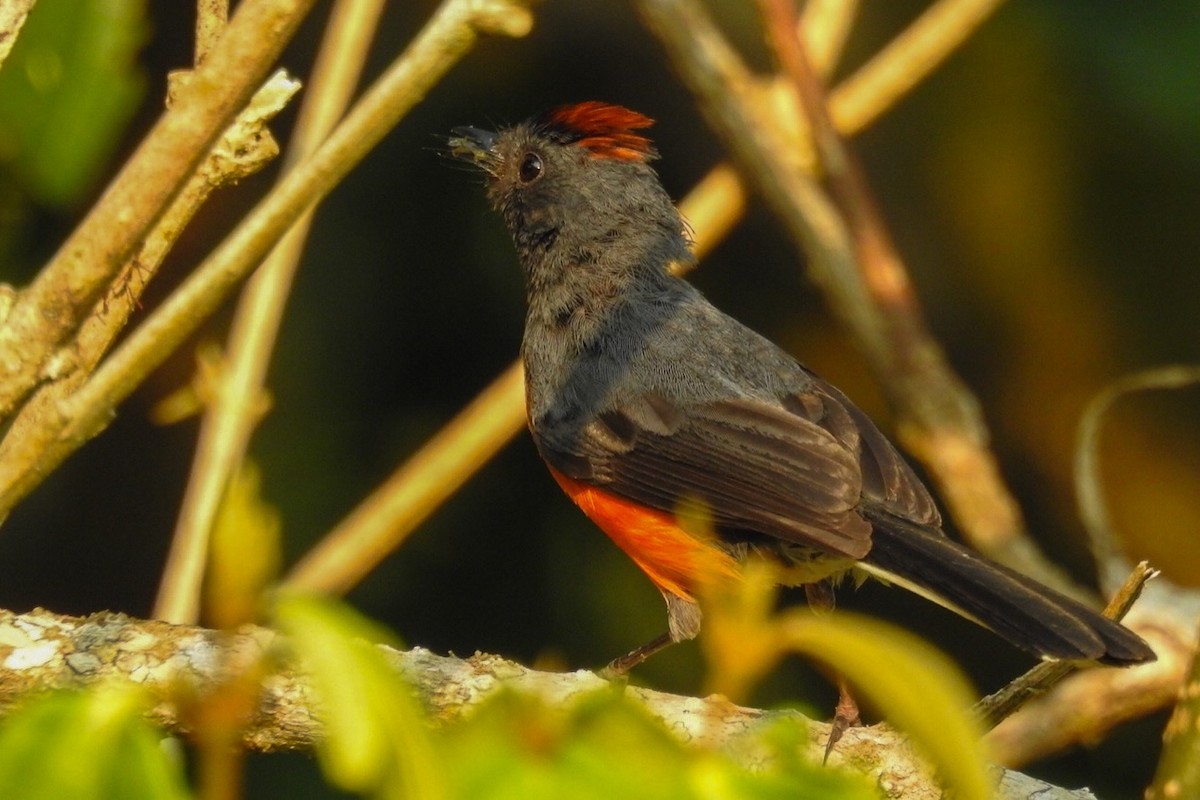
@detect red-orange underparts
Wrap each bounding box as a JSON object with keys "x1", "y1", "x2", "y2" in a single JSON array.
[{"x1": 548, "y1": 467, "x2": 742, "y2": 601}]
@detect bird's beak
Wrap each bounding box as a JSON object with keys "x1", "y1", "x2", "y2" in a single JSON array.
[{"x1": 448, "y1": 126, "x2": 501, "y2": 175}]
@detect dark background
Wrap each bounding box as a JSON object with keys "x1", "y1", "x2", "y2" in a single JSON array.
[{"x1": 1, "y1": 1, "x2": 1197, "y2": 796}]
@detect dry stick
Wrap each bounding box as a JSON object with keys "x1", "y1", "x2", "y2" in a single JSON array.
[
  {"x1": 0, "y1": 0, "x2": 319, "y2": 424},
  {"x1": 0, "y1": 0, "x2": 536, "y2": 517},
  {"x1": 195, "y1": 0, "x2": 229, "y2": 64},
  {"x1": 155, "y1": 0, "x2": 387, "y2": 626},
  {"x1": 0, "y1": 8, "x2": 296, "y2": 524},
  {"x1": 829, "y1": 0, "x2": 1006, "y2": 135},
  {"x1": 985, "y1": 627, "x2": 1184, "y2": 769},
  {"x1": 1147, "y1": 615, "x2": 1200, "y2": 800},
  {"x1": 286, "y1": 2, "x2": 1007, "y2": 594},
  {"x1": 797, "y1": 0, "x2": 858, "y2": 75}
]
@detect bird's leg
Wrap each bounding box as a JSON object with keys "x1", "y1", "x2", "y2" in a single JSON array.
[
  {"x1": 601, "y1": 632, "x2": 674, "y2": 678},
  {"x1": 601, "y1": 592, "x2": 701, "y2": 679},
  {"x1": 805, "y1": 580, "x2": 861, "y2": 761}
]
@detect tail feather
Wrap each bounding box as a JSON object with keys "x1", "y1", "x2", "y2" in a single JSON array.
[{"x1": 859, "y1": 509, "x2": 1154, "y2": 666}]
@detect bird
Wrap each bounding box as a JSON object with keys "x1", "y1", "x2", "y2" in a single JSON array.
[{"x1": 447, "y1": 100, "x2": 1155, "y2": 686}]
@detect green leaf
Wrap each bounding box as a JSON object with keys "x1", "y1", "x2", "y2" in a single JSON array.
[
  {"x1": 205, "y1": 461, "x2": 281, "y2": 629},
  {"x1": 0, "y1": 685, "x2": 189, "y2": 800},
  {"x1": 0, "y1": 0, "x2": 148, "y2": 206},
  {"x1": 443, "y1": 689, "x2": 879, "y2": 800},
  {"x1": 272, "y1": 593, "x2": 447, "y2": 800}
]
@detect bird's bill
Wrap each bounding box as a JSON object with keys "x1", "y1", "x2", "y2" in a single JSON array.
[{"x1": 448, "y1": 126, "x2": 501, "y2": 175}]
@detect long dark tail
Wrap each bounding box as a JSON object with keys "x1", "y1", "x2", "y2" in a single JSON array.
[{"x1": 858, "y1": 509, "x2": 1154, "y2": 665}]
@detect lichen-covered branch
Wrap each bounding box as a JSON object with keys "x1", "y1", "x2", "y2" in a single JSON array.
[{"x1": 0, "y1": 608, "x2": 1097, "y2": 800}]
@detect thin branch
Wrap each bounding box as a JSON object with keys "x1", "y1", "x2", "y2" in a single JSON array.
[
  {"x1": 829, "y1": 0, "x2": 1007, "y2": 135},
  {"x1": 798, "y1": 0, "x2": 858, "y2": 76},
  {"x1": 286, "y1": 361, "x2": 527, "y2": 593},
  {"x1": 1074, "y1": 365, "x2": 1200, "y2": 597},
  {"x1": 156, "y1": 0, "x2": 387, "y2": 625},
  {"x1": 0, "y1": 0, "x2": 537, "y2": 518},
  {"x1": 1147, "y1": 617, "x2": 1200, "y2": 800},
  {"x1": 0, "y1": 72, "x2": 300, "y2": 521},
  {"x1": 0, "y1": 0, "x2": 319, "y2": 424},
  {"x1": 195, "y1": 0, "x2": 229, "y2": 65},
  {"x1": 0, "y1": 608, "x2": 1102, "y2": 800},
  {"x1": 985, "y1": 612, "x2": 1190, "y2": 767}
]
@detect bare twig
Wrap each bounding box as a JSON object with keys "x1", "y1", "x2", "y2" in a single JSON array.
[
  {"x1": 829, "y1": 0, "x2": 1007, "y2": 135},
  {"x1": 0, "y1": 0, "x2": 319, "y2": 424},
  {"x1": 985, "y1": 617, "x2": 1188, "y2": 767},
  {"x1": 1075, "y1": 365, "x2": 1200, "y2": 597},
  {"x1": 797, "y1": 0, "x2": 858, "y2": 76},
  {"x1": 0, "y1": 0, "x2": 537, "y2": 518},
  {"x1": 156, "y1": 0, "x2": 386, "y2": 625},
  {"x1": 286, "y1": 361, "x2": 528, "y2": 594},
  {"x1": 195, "y1": 0, "x2": 229, "y2": 64}
]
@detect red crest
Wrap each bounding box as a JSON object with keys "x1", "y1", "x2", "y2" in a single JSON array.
[{"x1": 538, "y1": 101, "x2": 657, "y2": 162}]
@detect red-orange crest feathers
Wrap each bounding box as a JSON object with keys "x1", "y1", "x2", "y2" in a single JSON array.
[{"x1": 537, "y1": 101, "x2": 658, "y2": 162}]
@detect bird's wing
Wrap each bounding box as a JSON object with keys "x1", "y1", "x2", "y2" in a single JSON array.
[{"x1": 535, "y1": 384, "x2": 931, "y2": 560}]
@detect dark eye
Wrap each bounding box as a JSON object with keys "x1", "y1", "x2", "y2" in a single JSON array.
[{"x1": 519, "y1": 152, "x2": 543, "y2": 183}]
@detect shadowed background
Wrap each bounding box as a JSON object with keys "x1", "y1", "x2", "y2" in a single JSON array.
[{"x1": 0, "y1": 1, "x2": 1196, "y2": 795}]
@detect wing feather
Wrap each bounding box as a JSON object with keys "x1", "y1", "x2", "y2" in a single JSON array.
[{"x1": 536, "y1": 390, "x2": 888, "y2": 559}]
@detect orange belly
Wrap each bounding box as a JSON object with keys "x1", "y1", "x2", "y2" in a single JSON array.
[{"x1": 547, "y1": 467, "x2": 742, "y2": 601}]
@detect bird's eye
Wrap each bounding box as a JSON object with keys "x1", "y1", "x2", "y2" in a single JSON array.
[{"x1": 518, "y1": 152, "x2": 543, "y2": 183}]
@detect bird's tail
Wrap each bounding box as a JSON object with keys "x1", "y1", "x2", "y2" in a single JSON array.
[{"x1": 858, "y1": 509, "x2": 1154, "y2": 665}]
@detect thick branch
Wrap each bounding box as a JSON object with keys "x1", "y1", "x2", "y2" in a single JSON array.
[{"x1": 0, "y1": 608, "x2": 1095, "y2": 800}]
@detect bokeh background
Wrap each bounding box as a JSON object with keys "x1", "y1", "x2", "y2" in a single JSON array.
[{"x1": 1, "y1": 1, "x2": 1197, "y2": 795}]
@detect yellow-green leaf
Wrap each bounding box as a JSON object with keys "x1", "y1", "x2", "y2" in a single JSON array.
[
  {"x1": 205, "y1": 462, "x2": 281, "y2": 629},
  {"x1": 778, "y1": 611, "x2": 992, "y2": 800},
  {"x1": 272, "y1": 593, "x2": 446, "y2": 800},
  {"x1": 0, "y1": 685, "x2": 189, "y2": 800}
]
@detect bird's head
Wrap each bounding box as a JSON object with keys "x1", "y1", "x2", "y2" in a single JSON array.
[{"x1": 449, "y1": 102, "x2": 686, "y2": 272}]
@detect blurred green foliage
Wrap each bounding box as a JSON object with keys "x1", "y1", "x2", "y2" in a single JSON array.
[
  {"x1": 0, "y1": 0, "x2": 147, "y2": 207},
  {"x1": 0, "y1": 685, "x2": 190, "y2": 800}
]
